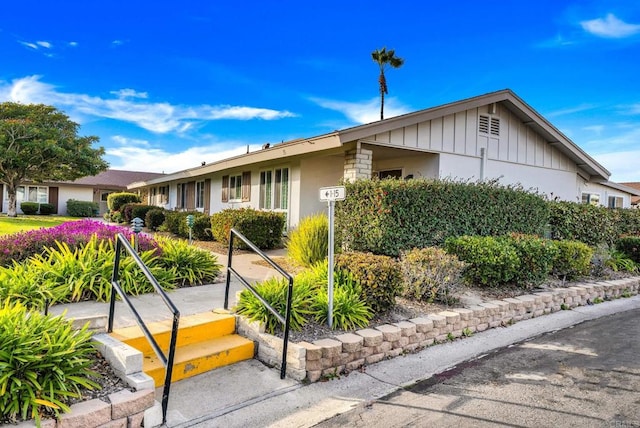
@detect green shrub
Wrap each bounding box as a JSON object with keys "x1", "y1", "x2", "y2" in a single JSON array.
[
  {"x1": 131, "y1": 204, "x2": 157, "y2": 225},
  {"x1": 145, "y1": 209, "x2": 166, "y2": 231},
  {"x1": 20, "y1": 202, "x2": 39, "y2": 215},
  {"x1": 0, "y1": 263, "x2": 53, "y2": 310},
  {"x1": 615, "y1": 209, "x2": 640, "y2": 237},
  {"x1": 399, "y1": 247, "x2": 466, "y2": 304},
  {"x1": 234, "y1": 277, "x2": 314, "y2": 334},
  {"x1": 287, "y1": 213, "x2": 329, "y2": 268},
  {"x1": 335, "y1": 252, "x2": 402, "y2": 313},
  {"x1": 0, "y1": 301, "x2": 99, "y2": 424},
  {"x1": 211, "y1": 208, "x2": 285, "y2": 250},
  {"x1": 38, "y1": 203, "x2": 55, "y2": 215},
  {"x1": 17, "y1": 237, "x2": 175, "y2": 303},
  {"x1": 444, "y1": 236, "x2": 521, "y2": 286},
  {"x1": 192, "y1": 214, "x2": 213, "y2": 241},
  {"x1": 162, "y1": 211, "x2": 184, "y2": 235},
  {"x1": 107, "y1": 192, "x2": 140, "y2": 212},
  {"x1": 606, "y1": 251, "x2": 638, "y2": 273},
  {"x1": 162, "y1": 211, "x2": 208, "y2": 239},
  {"x1": 66, "y1": 200, "x2": 99, "y2": 217},
  {"x1": 506, "y1": 234, "x2": 558, "y2": 286},
  {"x1": 552, "y1": 240, "x2": 593, "y2": 280},
  {"x1": 616, "y1": 236, "x2": 640, "y2": 264},
  {"x1": 120, "y1": 203, "x2": 137, "y2": 223},
  {"x1": 336, "y1": 178, "x2": 549, "y2": 257},
  {"x1": 311, "y1": 269, "x2": 373, "y2": 330},
  {"x1": 154, "y1": 237, "x2": 221, "y2": 285},
  {"x1": 548, "y1": 201, "x2": 618, "y2": 246}
]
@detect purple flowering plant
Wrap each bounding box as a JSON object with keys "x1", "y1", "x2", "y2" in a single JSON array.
[{"x1": 0, "y1": 219, "x2": 159, "y2": 266}]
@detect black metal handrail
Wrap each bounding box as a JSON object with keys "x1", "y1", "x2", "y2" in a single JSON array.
[
  {"x1": 108, "y1": 233, "x2": 180, "y2": 425},
  {"x1": 224, "y1": 228, "x2": 293, "y2": 379}
]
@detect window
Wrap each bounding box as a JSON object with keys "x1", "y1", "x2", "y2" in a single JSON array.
[
  {"x1": 229, "y1": 175, "x2": 242, "y2": 200},
  {"x1": 378, "y1": 169, "x2": 402, "y2": 179},
  {"x1": 196, "y1": 181, "x2": 205, "y2": 208},
  {"x1": 581, "y1": 192, "x2": 600, "y2": 206},
  {"x1": 16, "y1": 186, "x2": 48, "y2": 203},
  {"x1": 608, "y1": 196, "x2": 623, "y2": 209},
  {"x1": 479, "y1": 115, "x2": 500, "y2": 136},
  {"x1": 177, "y1": 183, "x2": 187, "y2": 208},
  {"x1": 222, "y1": 172, "x2": 251, "y2": 202},
  {"x1": 260, "y1": 167, "x2": 289, "y2": 209}
]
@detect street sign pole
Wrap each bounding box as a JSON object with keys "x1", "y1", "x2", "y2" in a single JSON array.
[
  {"x1": 327, "y1": 199, "x2": 335, "y2": 329},
  {"x1": 319, "y1": 186, "x2": 346, "y2": 329}
]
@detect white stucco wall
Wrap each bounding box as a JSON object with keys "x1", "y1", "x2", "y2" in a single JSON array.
[
  {"x1": 57, "y1": 187, "x2": 94, "y2": 215},
  {"x1": 298, "y1": 155, "x2": 344, "y2": 225},
  {"x1": 578, "y1": 181, "x2": 632, "y2": 208}
]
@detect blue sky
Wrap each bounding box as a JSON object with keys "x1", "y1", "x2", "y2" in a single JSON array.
[{"x1": 1, "y1": 0, "x2": 639, "y2": 181}]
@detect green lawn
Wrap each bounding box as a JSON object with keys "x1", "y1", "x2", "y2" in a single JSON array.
[{"x1": 0, "y1": 215, "x2": 80, "y2": 236}]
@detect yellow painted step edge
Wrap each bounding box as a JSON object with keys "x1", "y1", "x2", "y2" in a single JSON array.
[
  {"x1": 110, "y1": 312, "x2": 236, "y2": 354},
  {"x1": 143, "y1": 335, "x2": 255, "y2": 386}
]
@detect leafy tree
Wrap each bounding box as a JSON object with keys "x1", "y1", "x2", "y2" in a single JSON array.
[
  {"x1": 371, "y1": 47, "x2": 404, "y2": 120},
  {"x1": 0, "y1": 102, "x2": 108, "y2": 217}
]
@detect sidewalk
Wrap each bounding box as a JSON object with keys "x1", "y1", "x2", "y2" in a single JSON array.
[{"x1": 48, "y1": 256, "x2": 640, "y2": 427}]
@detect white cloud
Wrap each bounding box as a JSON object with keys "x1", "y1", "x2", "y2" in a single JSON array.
[
  {"x1": 36, "y1": 41, "x2": 52, "y2": 49},
  {"x1": 582, "y1": 125, "x2": 604, "y2": 135},
  {"x1": 19, "y1": 41, "x2": 38, "y2": 50},
  {"x1": 580, "y1": 13, "x2": 640, "y2": 38},
  {"x1": 0, "y1": 75, "x2": 296, "y2": 134},
  {"x1": 68, "y1": 41, "x2": 78, "y2": 47},
  {"x1": 311, "y1": 96, "x2": 410, "y2": 124},
  {"x1": 593, "y1": 150, "x2": 640, "y2": 182},
  {"x1": 110, "y1": 88, "x2": 149, "y2": 99},
  {"x1": 106, "y1": 136, "x2": 261, "y2": 173},
  {"x1": 545, "y1": 103, "x2": 596, "y2": 118},
  {"x1": 112, "y1": 40, "x2": 124, "y2": 46}
]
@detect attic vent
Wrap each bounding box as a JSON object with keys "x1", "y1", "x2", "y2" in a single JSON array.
[
  {"x1": 479, "y1": 115, "x2": 489, "y2": 134},
  {"x1": 479, "y1": 115, "x2": 500, "y2": 136},
  {"x1": 490, "y1": 117, "x2": 500, "y2": 136}
]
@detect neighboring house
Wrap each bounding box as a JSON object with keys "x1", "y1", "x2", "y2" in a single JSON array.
[
  {"x1": 128, "y1": 89, "x2": 640, "y2": 228},
  {"x1": 1, "y1": 169, "x2": 165, "y2": 216},
  {"x1": 620, "y1": 182, "x2": 640, "y2": 208}
]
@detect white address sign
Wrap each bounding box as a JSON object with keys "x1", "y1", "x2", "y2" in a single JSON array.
[{"x1": 319, "y1": 186, "x2": 346, "y2": 201}]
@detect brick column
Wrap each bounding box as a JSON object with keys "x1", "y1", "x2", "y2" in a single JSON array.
[{"x1": 344, "y1": 147, "x2": 373, "y2": 181}]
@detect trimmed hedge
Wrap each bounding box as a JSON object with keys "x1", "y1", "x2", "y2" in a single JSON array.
[
  {"x1": 107, "y1": 192, "x2": 140, "y2": 212},
  {"x1": 145, "y1": 209, "x2": 166, "y2": 231},
  {"x1": 335, "y1": 252, "x2": 402, "y2": 313},
  {"x1": 39, "y1": 203, "x2": 55, "y2": 215},
  {"x1": 336, "y1": 178, "x2": 549, "y2": 257},
  {"x1": 163, "y1": 211, "x2": 210, "y2": 240},
  {"x1": 506, "y1": 234, "x2": 558, "y2": 285},
  {"x1": 445, "y1": 236, "x2": 521, "y2": 286},
  {"x1": 552, "y1": 240, "x2": 593, "y2": 280},
  {"x1": 66, "y1": 200, "x2": 99, "y2": 217},
  {"x1": 549, "y1": 201, "x2": 640, "y2": 246},
  {"x1": 121, "y1": 203, "x2": 157, "y2": 224},
  {"x1": 210, "y1": 208, "x2": 285, "y2": 249},
  {"x1": 20, "y1": 202, "x2": 39, "y2": 215}
]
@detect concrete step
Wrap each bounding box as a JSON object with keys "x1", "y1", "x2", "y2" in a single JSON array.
[
  {"x1": 110, "y1": 311, "x2": 255, "y2": 387},
  {"x1": 143, "y1": 334, "x2": 255, "y2": 386},
  {"x1": 110, "y1": 311, "x2": 236, "y2": 355}
]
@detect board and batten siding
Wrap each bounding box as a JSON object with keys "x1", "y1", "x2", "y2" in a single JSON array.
[{"x1": 370, "y1": 104, "x2": 573, "y2": 173}]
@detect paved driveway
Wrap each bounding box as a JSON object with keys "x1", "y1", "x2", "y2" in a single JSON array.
[{"x1": 315, "y1": 309, "x2": 640, "y2": 427}]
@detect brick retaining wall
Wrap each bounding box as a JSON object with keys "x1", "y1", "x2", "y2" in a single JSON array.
[
  {"x1": 16, "y1": 389, "x2": 155, "y2": 428},
  {"x1": 237, "y1": 278, "x2": 640, "y2": 382}
]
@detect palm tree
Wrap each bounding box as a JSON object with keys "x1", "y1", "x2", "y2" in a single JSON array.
[{"x1": 371, "y1": 47, "x2": 404, "y2": 120}]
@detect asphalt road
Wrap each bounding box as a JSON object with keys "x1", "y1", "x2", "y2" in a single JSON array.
[{"x1": 314, "y1": 309, "x2": 640, "y2": 428}]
